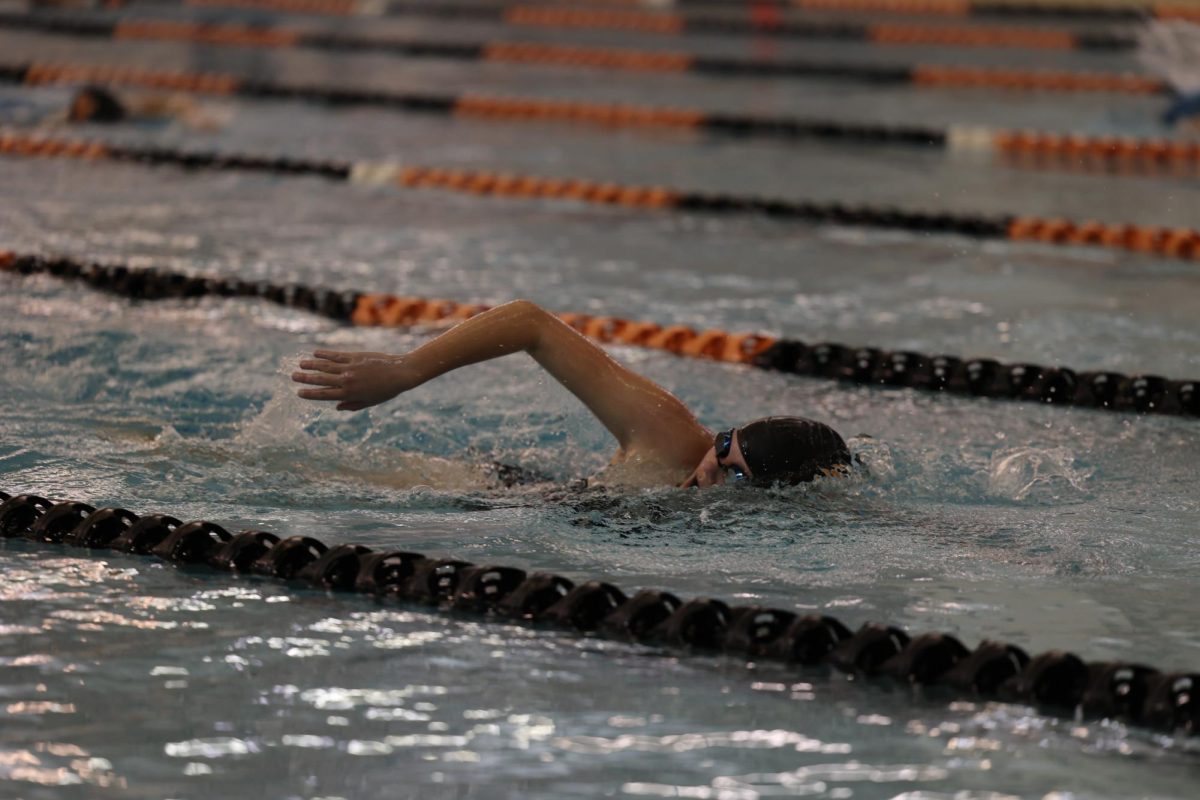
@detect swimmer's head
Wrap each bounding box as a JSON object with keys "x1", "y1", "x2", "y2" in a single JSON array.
[
  {"x1": 68, "y1": 86, "x2": 127, "y2": 124},
  {"x1": 681, "y1": 416, "x2": 851, "y2": 489}
]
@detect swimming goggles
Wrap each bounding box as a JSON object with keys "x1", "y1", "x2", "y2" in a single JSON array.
[{"x1": 714, "y1": 429, "x2": 747, "y2": 483}]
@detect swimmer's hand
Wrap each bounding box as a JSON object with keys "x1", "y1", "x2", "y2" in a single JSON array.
[{"x1": 292, "y1": 350, "x2": 424, "y2": 411}]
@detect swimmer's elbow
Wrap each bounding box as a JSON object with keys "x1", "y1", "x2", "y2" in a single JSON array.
[
  {"x1": 506, "y1": 299, "x2": 556, "y2": 335},
  {"x1": 504, "y1": 298, "x2": 545, "y2": 318},
  {"x1": 506, "y1": 299, "x2": 589, "y2": 363},
  {"x1": 494, "y1": 299, "x2": 555, "y2": 353}
]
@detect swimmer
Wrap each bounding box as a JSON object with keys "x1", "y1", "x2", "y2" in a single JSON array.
[
  {"x1": 58, "y1": 85, "x2": 226, "y2": 131},
  {"x1": 291, "y1": 300, "x2": 850, "y2": 489}
]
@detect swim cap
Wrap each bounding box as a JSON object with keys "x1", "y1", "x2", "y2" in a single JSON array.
[
  {"x1": 736, "y1": 416, "x2": 850, "y2": 486},
  {"x1": 68, "y1": 86, "x2": 127, "y2": 123}
]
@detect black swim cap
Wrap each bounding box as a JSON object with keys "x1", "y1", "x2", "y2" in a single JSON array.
[
  {"x1": 736, "y1": 416, "x2": 850, "y2": 486},
  {"x1": 69, "y1": 86, "x2": 127, "y2": 123}
]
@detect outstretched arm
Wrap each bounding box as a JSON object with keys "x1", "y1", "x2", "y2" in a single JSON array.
[{"x1": 292, "y1": 300, "x2": 712, "y2": 470}]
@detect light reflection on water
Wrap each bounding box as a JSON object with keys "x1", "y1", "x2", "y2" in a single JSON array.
[{"x1": 1, "y1": 549, "x2": 1199, "y2": 799}]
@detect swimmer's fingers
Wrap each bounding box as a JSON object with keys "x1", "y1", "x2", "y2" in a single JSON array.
[
  {"x1": 298, "y1": 358, "x2": 347, "y2": 373},
  {"x1": 294, "y1": 351, "x2": 406, "y2": 409},
  {"x1": 291, "y1": 370, "x2": 342, "y2": 387},
  {"x1": 296, "y1": 387, "x2": 346, "y2": 401},
  {"x1": 312, "y1": 350, "x2": 357, "y2": 363},
  {"x1": 336, "y1": 401, "x2": 370, "y2": 411}
]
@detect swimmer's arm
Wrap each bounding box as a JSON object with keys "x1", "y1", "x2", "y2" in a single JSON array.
[{"x1": 293, "y1": 300, "x2": 712, "y2": 467}]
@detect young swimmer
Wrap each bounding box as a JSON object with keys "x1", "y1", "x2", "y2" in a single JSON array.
[
  {"x1": 62, "y1": 85, "x2": 226, "y2": 131},
  {"x1": 66, "y1": 85, "x2": 128, "y2": 124},
  {"x1": 292, "y1": 300, "x2": 850, "y2": 489}
]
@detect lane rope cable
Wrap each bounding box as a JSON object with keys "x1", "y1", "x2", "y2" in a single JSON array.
[
  {"x1": 434, "y1": 0, "x2": 1200, "y2": 24},
  {"x1": 0, "y1": 12, "x2": 1166, "y2": 94},
  {"x1": 2, "y1": 251, "x2": 1197, "y2": 418},
  {"x1": 161, "y1": 0, "x2": 1142, "y2": 51},
  {"x1": 3, "y1": 128, "x2": 1200, "y2": 265},
  {"x1": 5, "y1": 60, "x2": 1198, "y2": 175},
  {"x1": 0, "y1": 488, "x2": 1196, "y2": 739}
]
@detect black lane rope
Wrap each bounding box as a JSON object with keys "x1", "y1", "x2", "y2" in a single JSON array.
[
  {"x1": 0, "y1": 60, "x2": 948, "y2": 150},
  {"x1": 156, "y1": 0, "x2": 1143, "y2": 52},
  {"x1": 3, "y1": 252, "x2": 1198, "y2": 419},
  {"x1": 10, "y1": 60, "x2": 1200, "y2": 175},
  {"x1": 0, "y1": 489, "x2": 1196, "y2": 739},
  {"x1": 5, "y1": 128, "x2": 1200, "y2": 265},
  {"x1": 496, "y1": 0, "x2": 1200, "y2": 25},
  {"x1": 0, "y1": 12, "x2": 1166, "y2": 94},
  {"x1": 7, "y1": 128, "x2": 1200, "y2": 266}
]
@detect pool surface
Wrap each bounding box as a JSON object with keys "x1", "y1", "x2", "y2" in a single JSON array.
[{"x1": 1, "y1": 2, "x2": 1200, "y2": 798}]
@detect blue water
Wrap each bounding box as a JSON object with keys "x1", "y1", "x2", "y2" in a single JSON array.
[{"x1": 2, "y1": 4, "x2": 1200, "y2": 799}]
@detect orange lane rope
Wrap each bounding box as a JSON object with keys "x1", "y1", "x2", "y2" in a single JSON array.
[
  {"x1": 451, "y1": 94, "x2": 706, "y2": 128},
  {"x1": 503, "y1": 5, "x2": 689, "y2": 32},
  {"x1": 347, "y1": 293, "x2": 779, "y2": 363},
  {"x1": 909, "y1": 64, "x2": 1163, "y2": 93},
  {"x1": 0, "y1": 14, "x2": 1164, "y2": 92},
  {"x1": 114, "y1": 19, "x2": 302, "y2": 47},
  {"x1": 175, "y1": 0, "x2": 1133, "y2": 50},
  {"x1": 13, "y1": 59, "x2": 1200, "y2": 178},
  {"x1": 5, "y1": 250, "x2": 1198, "y2": 419},
  {"x1": 481, "y1": 42, "x2": 694, "y2": 72},
  {"x1": 798, "y1": 0, "x2": 1200, "y2": 21},
  {"x1": 2, "y1": 129, "x2": 1199, "y2": 262},
  {"x1": 568, "y1": 0, "x2": 1200, "y2": 23},
  {"x1": 23, "y1": 62, "x2": 241, "y2": 94}
]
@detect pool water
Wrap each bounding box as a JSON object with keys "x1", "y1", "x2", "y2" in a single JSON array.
[{"x1": 2, "y1": 3, "x2": 1200, "y2": 798}]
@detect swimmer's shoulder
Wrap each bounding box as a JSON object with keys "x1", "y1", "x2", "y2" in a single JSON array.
[{"x1": 591, "y1": 450, "x2": 690, "y2": 489}]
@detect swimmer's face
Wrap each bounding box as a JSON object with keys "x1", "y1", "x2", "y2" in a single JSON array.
[{"x1": 680, "y1": 428, "x2": 752, "y2": 489}]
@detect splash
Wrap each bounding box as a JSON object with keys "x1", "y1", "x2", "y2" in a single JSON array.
[
  {"x1": 230, "y1": 357, "x2": 498, "y2": 493},
  {"x1": 235, "y1": 356, "x2": 325, "y2": 447},
  {"x1": 986, "y1": 447, "x2": 1092, "y2": 504}
]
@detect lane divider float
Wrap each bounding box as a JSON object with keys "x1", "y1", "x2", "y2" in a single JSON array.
[
  {"x1": 788, "y1": 0, "x2": 1200, "y2": 21},
  {"x1": 0, "y1": 5, "x2": 1142, "y2": 53},
  {"x1": 3, "y1": 251, "x2": 1197, "y2": 417},
  {"x1": 4, "y1": 129, "x2": 1200, "y2": 263},
  {"x1": 174, "y1": 0, "x2": 1140, "y2": 50},
  {"x1": 6, "y1": 60, "x2": 1199, "y2": 174},
  {"x1": 505, "y1": 0, "x2": 1200, "y2": 24},
  {"x1": 0, "y1": 13, "x2": 1165, "y2": 94},
  {"x1": 0, "y1": 488, "x2": 1196, "y2": 739}
]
